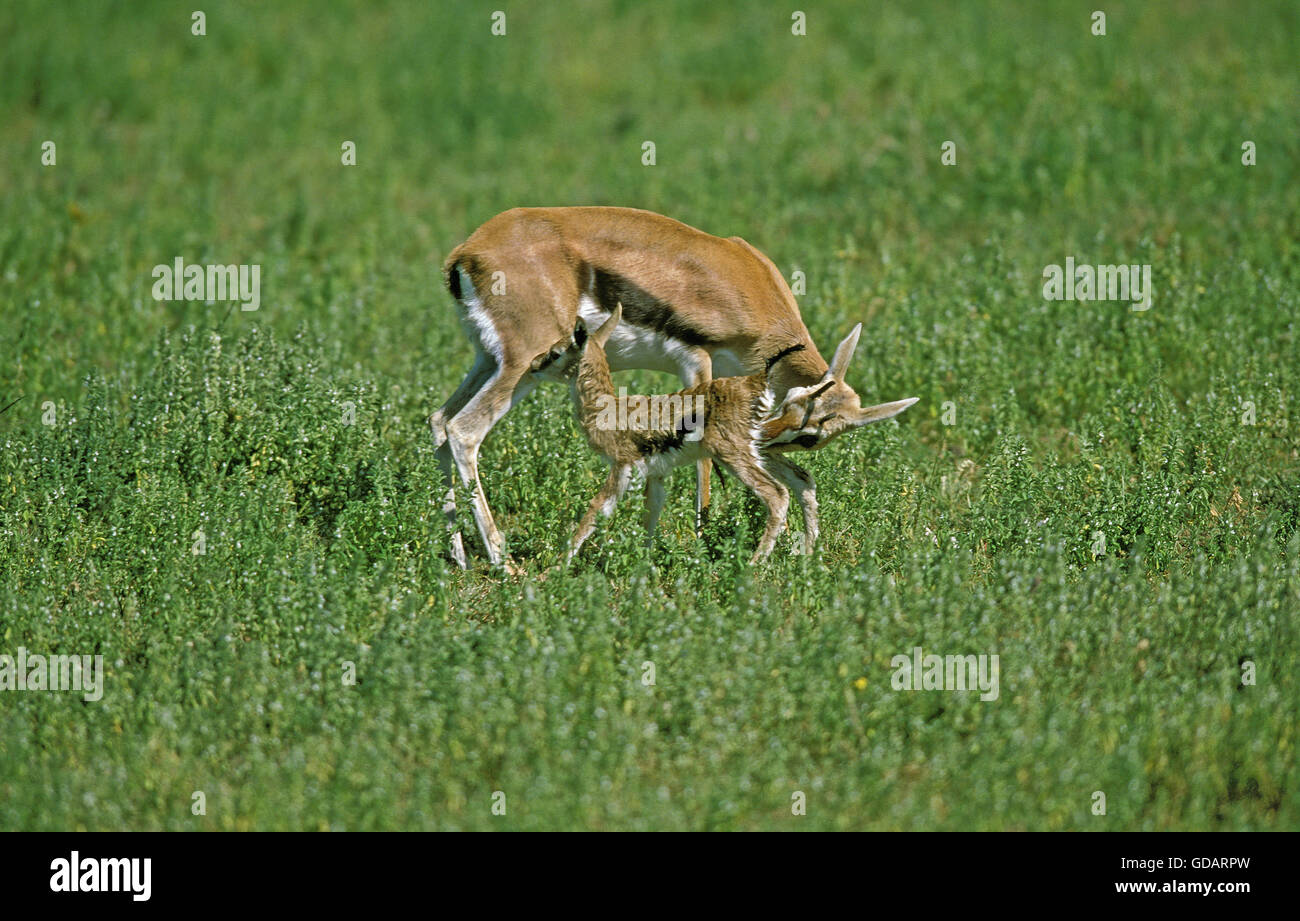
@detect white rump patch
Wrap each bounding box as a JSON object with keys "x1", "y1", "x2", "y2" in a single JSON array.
[{"x1": 455, "y1": 269, "x2": 505, "y2": 366}]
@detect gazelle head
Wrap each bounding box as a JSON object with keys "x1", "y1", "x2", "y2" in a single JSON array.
[
  {"x1": 759, "y1": 323, "x2": 918, "y2": 452},
  {"x1": 528, "y1": 304, "x2": 623, "y2": 381}
]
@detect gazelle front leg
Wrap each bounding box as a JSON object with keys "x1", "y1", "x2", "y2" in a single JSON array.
[
  {"x1": 695, "y1": 460, "x2": 712, "y2": 537},
  {"x1": 568, "y1": 465, "x2": 633, "y2": 562},
  {"x1": 643, "y1": 475, "x2": 667, "y2": 550},
  {"x1": 680, "y1": 349, "x2": 713, "y2": 536}
]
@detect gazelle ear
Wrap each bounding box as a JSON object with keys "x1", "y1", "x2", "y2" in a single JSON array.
[
  {"x1": 592, "y1": 302, "x2": 622, "y2": 349},
  {"x1": 572, "y1": 317, "x2": 589, "y2": 349},
  {"x1": 828, "y1": 323, "x2": 863, "y2": 381},
  {"x1": 854, "y1": 397, "x2": 919, "y2": 426}
]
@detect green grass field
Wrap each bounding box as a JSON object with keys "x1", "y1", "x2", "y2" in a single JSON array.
[{"x1": 1, "y1": 0, "x2": 1297, "y2": 830}]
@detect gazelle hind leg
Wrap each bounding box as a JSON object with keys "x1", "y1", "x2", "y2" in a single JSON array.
[
  {"x1": 431, "y1": 352, "x2": 495, "y2": 569},
  {"x1": 766, "y1": 455, "x2": 818, "y2": 555},
  {"x1": 444, "y1": 363, "x2": 536, "y2": 571},
  {"x1": 568, "y1": 465, "x2": 633, "y2": 561}
]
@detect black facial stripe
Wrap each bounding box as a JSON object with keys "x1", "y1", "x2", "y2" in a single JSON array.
[{"x1": 796, "y1": 380, "x2": 835, "y2": 428}]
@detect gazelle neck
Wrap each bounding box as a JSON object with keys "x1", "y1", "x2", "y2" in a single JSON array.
[{"x1": 759, "y1": 336, "x2": 828, "y2": 398}]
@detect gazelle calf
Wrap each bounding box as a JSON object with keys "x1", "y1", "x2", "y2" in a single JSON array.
[
  {"x1": 529, "y1": 304, "x2": 918, "y2": 563},
  {"x1": 430, "y1": 206, "x2": 909, "y2": 571}
]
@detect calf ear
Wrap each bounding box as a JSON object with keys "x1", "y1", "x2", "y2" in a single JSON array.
[
  {"x1": 828, "y1": 323, "x2": 863, "y2": 381},
  {"x1": 770, "y1": 379, "x2": 833, "y2": 419},
  {"x1": 855, "y1": 397, "x2": 919, "y2": 425},
  {"x1": 592, "y1": 302, "x2": 623, "y2": 349}
]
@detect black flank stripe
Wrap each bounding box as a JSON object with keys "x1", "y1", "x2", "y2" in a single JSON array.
[{"x1": 593, "y1": 269, "x2": 722, "y2": 348}]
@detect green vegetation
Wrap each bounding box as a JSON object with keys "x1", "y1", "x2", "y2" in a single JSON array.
[{"x1": 1, "y1": 0, "x2": 1296, "y2": 829}]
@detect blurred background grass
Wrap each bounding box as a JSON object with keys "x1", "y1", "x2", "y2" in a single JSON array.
[
  {"x1": 4, "y1": 0, "x2": 1296, "y2": 405},
  {"x1": 0, "y1": 1, "x2": 1297, "y2": 829}
]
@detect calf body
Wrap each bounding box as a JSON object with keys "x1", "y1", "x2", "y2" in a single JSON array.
[{"x1": 531, "y1": 305, "x2": 917, "y2": 563}]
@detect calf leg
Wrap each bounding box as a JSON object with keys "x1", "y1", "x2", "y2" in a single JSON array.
[
  {"x1": 722, "y1": 457, "x2": 790, "y2": 563},
  {"x1": 766, "y1": 455, "x2": 818, "y2": 555},
  {"x1": 568, "y1": 465, "x2": 633, "y2": 561}
]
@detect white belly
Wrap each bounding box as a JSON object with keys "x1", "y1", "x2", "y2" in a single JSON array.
[
  {"x1": 634, "y1": 439, "x2": 706, "y2": 481},
  {"x1": 577, "y1": 295, "x2": 744, "y2": 383}
]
